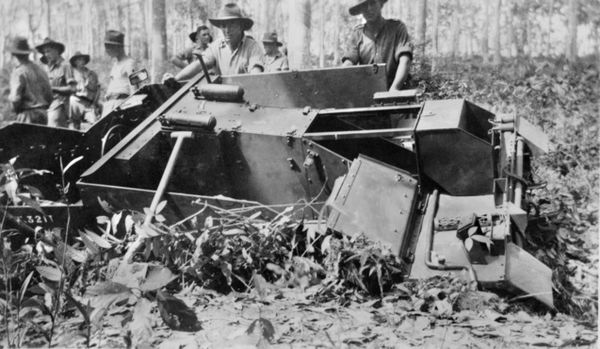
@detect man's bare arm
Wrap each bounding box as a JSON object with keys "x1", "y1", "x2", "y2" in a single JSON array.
[
  {"x1": 175, "y1": 60, "x2": 202, "y2": 81},
  {"x1": 389, "y1": 55, "x2": 411, "y2": 91},
  {"x1": 171, "y1": 57, "x2": 188, "y2": 69}
]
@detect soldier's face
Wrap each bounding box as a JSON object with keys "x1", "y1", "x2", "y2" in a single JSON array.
[
  {"x1": 197, "y1": 29, "x2": 211, "y2": 45},
  {"x1": 362, "y1": 0, "x2": 383, "y2": 21},
  {"x1": 43, "y1": 47, "x2": 59, "y2": 62},
  {"x1": 105, "y1": 44, "x2": 118, "y2": 57},
  {"x1": 263, "y1": 43, "x2": 278, "y2": 55},
  {"x1": 220, "y1": 21, "x2": 243, "y2": 44},
  {"x1": 74, "y1": 57, "x2": 86, "y2": 69}
]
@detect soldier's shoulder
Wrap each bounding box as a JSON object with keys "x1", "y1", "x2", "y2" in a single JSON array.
[{"x1": 386, "y1": 18, "x2": 407, "y2": 28}]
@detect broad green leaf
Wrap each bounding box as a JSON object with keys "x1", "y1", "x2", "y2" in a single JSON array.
[
  {"x1": 97, "y1": 197, "x2": 113, "y2": 214},
  {"x1": 85, "y1": 281, "x2": 130, "y2": 297},
  {"x1": 62, "y1": 155, "x2": 84, "y2": 175},
  {"x1": 111, "y1": 211, "x2": 123, "y2": 235},
  {"x1": 155, "y1": 200, "x2": 167, "y2": 215},
  {"x1": 125, "y1": 215, "x2": 135, "y2": 234},
  {"x1": 139, "y1": 266, "x2": 178, "y2": 292},
  {"x1": 79, "y1": 230, "x2": 100, "y2": 255},
  {"x1": 84, "y1": 229, "x2": 112, "y2": 249},
  {"x1": 465, "y1": 238, "x2": 474, "y2": 251},
  {"x1": 19, "y1": 271, "x2": 34, "y2": 305},
  {"x1": 36, "y1": 265, "x2": 62, "y2": 282},
  {"x1": 20, "y1": 297, "x2": 51, "y2": 316}
]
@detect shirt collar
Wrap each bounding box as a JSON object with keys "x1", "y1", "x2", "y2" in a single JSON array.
[{"x1": 219, "y1": 35, "x2": 247, "y2": 51}]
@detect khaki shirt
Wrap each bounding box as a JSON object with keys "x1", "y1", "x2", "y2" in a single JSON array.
[
  {"x1": 45, "y1": 57, "x2": 75, "y2": 108},
  {"x1": 264, "y1": 52, "x2": 289, "y2": 72},
  {"x1": 342, "y1": 19, "x2": 413, "y2": 87},
  {"x1": 201, "y1": 36, "x2": 264, "y2": 75},
  {"x1": 73, "y1": 67, "x2": 99, "y2": 102},
  {"x1": 9, "y1": 61, "x2": 53, "y2": 113},
  {"x1": 106, "y1": 56, "x2": 137, "y2": 97}
]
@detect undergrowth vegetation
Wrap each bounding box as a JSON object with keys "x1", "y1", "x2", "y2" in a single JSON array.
[{"x1": 0, "y1": 57, "x2": 597, "y2": 347}]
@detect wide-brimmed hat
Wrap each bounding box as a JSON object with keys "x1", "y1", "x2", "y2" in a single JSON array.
[
  {"x1": 209, "y1": 3, "x2": 253, "y2": 31},
  {"x1": 69, "y1": 51, "x2": 90, "y2": 66},
  {"x1": 35, "y1": 37, "x2": 65, "y2": 54},
  {"x1": 8, "y1": 36, "x2": 32, "y2": 55},
  {"x1": 189, "y1": 25, "x2": 209, "y2": 42},
  {"x1": 262, "y1": 32, "x2": 282, "y2": 47},
  {"x1": 104, "y1": 30, "x2": 125, "y2": 46},
  {"x1": 349, "y1": 0, "x2": 388, "y2": 16}
]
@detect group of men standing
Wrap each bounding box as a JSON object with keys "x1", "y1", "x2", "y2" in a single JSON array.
[
  {"x1": 7, "y1": 29, "x2": 134, "y2": 130},
  {"x1": 174, "y1": 0, "x2": 411, "y2": 89},
  {"x1": 8, "y1": 0, "x2": 412, "y2": 129}
]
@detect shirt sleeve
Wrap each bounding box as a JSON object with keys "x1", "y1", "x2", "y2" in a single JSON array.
[
  {"x1": 342, "y1": 28, "x2": 362, "y2": 64},
  {"x1": 64, "y1": 62, "x2": 76, "y2": 85},
  {"x1": 247, "y1": 41, "x2": 265, "y2": 71},
  {"x1": 393, "y1": 21, "x2": 413, "y2": 61},
  {"x1": 9, "y1": 70, "x2": 24, "y2": 110}
]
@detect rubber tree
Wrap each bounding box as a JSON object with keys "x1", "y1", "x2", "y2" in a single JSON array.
[
  {"x1": 150, "y1": 0, "x2": 167, "y2": 83},
  {"x1": 288, "y1": 0, "x2": 311, "y2": 69}
]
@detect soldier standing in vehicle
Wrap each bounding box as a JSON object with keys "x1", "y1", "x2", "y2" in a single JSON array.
[
  {"x1": 262, "y1": 31, "x2": 289, "y2": 72},
  {"x1": 171, "y1": 25, "x2": 213, "y2": 69},
  {"x1": 103, "y1": 30, "x2": 137, "y2": 117},
  {"x1": 175, "y1": 3, "x2": 264, "y2": 81},
  {"x1": 69, "y1": 51, "x2": 99, "y2": 130},
  {"x1": 36, "y1": 38, "x2": 76, "y2": 128},
  {"x1": 342, "y1": 0, "x2": 413, "y2": 91},
  {"x1": 8, "y1": 37, "x2": 53, "y2": 125}
]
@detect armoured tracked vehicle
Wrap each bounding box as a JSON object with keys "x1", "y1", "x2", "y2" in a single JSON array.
[{"x1": 0, "y1": 65, "x2": 553, "y2": 307}]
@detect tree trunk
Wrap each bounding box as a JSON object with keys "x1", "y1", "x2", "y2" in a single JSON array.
[
  {"x1": 430, "y1": 0, "x2": 439, "y2": 72},
  {"x1": 415, "y1": 0, "x2": 427, "y2": 60},
  {"x1": 449, "y1": 0, "x2": 460, "y2": 58},
  {"x1": 83, "y1": 0, "x2": 94, "y2": 56},
  {"x1": 288, "y1": 0, "x2": 311, "y2": 69},
  {"x1": 126, "y1": 0, "x2": 132, "y2": 49},
  {"x1": 140, "y1": 0, "x2": 149, "y2": 60},
  {"x1": 545, "y1": 0, "x2": 553, "y2": 56},
  {"x1": 332, "y1": 0, "x2": 340, "y2": 65},
  {"x1": 150, "y1": 0, "x2": 168, "y2": 82},
  {"x1": 492, "y1": 0, "x2": 502, "y2": 65},
  {"x1": 566, "y1": 0, "x2": 578, "y2": 62},
  {"x1": 432, "y1": 0, "x2": 439, "y2": 55},
  {"x1": 506, "y1": 0, "x2": 514, "y2": 57},
  {"x1": 318, "y1": 0, "x2": 325, "y2": 67},
  {"x1": 45, "y1": 0, "x2": 51, "y2": 38},
  {"x1": 480, "y1": 0, "x2": 489, "y2": 61}
]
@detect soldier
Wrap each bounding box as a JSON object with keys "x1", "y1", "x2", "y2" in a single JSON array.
[
  {"x1": 8, "y1": 37, "x2": 53, "y2": 125},
  {"x1": 171, "y1": 25, "x2": 213, "y2": 69},
  {"x1": 175, "y1": 3, "x2": 264, "y2": 81},
  {"x1": 262, "y1": 31, "x2": 289, "y2": 72},
  {"x1": 69, "y1": 51, "x2": 100, "y2": 130},
  {"x1": 342, "y1": 0, "x2": 413, "y2": 91},
  {"x1": 36, "y1": 37, "x2": 76, "y2": 127},
  {"x1": 103, "y1": 30, "x2": 137, "y2": 117}
]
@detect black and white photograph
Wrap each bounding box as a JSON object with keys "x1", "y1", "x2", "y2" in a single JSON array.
[{"x1": 0, "y1": 0, "x2": 598, "y2": 347}]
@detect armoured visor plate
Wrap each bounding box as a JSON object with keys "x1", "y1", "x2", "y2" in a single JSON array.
[{"x1": 325, "y1": 154, "x2": 418, "y2": 255}]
